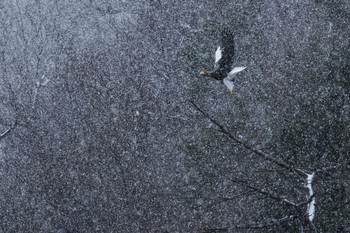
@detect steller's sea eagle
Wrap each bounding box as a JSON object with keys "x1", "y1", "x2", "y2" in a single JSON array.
[{"x1": 199, "y1": 28, "x2": 246, "y2": 96}]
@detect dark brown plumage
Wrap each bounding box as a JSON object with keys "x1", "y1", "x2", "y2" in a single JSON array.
[
  {"x1": 199, "y1": 28, "x2": 246, "y2": 96},
  {"x1": 199, "y1": 28, "x2": 235, "y2": 80}
]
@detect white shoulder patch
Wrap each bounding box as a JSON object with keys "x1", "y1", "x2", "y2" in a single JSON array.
[{"x1": 215, "y1": 46, "x2": 222, "y2": 64}]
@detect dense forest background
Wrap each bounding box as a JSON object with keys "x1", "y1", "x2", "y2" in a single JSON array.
[{"x1": 0, "y1": 0, "x2": 349, "y2": 232}]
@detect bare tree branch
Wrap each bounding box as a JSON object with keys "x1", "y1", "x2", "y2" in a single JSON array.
[
  {"x1": 315, "y1": 163, "x2": 343, "y2": 174},
  {"x1": 189, "y1": 100, "x2": 304, "y2": 175},
  {"x1": 0, "y1": 120, "x2": 17, "y2": 140},
  {"x1": 190, "y1": 100, "x2": 322, "y2": 230},
  {"x1": 235, "y1": 215, "x2": 298, "y2": 229},
  {"x1": 229, "y1": 177, "x2": 298, "y2": 208},
  {"x1": 206, "y1": 190, "x2": 259, "y2": 208},
  {"x1": 233, "y1": 193, "x2": 315, "y2": 231},
  {"x1": 198, "y1": 228, "x2": 228, "y2": 233}
]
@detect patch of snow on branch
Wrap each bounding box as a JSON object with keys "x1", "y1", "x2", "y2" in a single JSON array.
[{"x1": 305, "y1": 172, "x2": 315, "y2": 222}]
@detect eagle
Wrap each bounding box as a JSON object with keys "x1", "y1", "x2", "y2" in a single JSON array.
[{"x1": 199, "y1": 29, "x2": 246, "y2": 96}]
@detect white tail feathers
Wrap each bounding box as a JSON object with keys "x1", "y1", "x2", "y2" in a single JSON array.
[
  {"x1": 223, "y1": 78, "x2": 234, "y2": 92},
  {"x1": 229, "y1": 67, "x2": 247, "y2": 75},
  {"x1": 225, "y1": 67, "x2": 247, "y2": 81},
  {"x1": 223, "y1": 66, "x2": 247, "y2": 93}
]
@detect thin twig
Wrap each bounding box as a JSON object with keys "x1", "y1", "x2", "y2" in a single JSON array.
[
  {"x1": 229, "y1": 177, "x2": 298, "y2": 208},
  {"x1": 206, "y1": 190, "x2": 258, "y2": 208},
  {"x1": 315, "y1": 163, "x2": 343, "y2": 174},
  {"x1": 235, "y1": 215, "x2": 297, "y2": 229},
  {"x1": 0, "y1": 120, "x2": 17, "y2": 139}
]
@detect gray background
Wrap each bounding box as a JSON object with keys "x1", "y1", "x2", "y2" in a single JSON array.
[{"x1": 0, "y1": 0, "x2": 349, "y2": 232}]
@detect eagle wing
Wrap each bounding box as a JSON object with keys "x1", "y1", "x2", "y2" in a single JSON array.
[{"x1": 217, "y1": 28, "x2": 235, "y2": 75}]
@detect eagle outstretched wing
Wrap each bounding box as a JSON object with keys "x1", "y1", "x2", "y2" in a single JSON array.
[{"x1": 216, "y1": 29, "x2": 235, "y2": 75}]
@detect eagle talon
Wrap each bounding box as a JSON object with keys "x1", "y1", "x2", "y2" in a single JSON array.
[{"x1": 199, "y1": 70, "x2": 206, "y2": 76}]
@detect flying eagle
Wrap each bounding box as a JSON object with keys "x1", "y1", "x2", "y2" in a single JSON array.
[{"x1": 199, "y1": 29, "x2": 246, "y2": 96}]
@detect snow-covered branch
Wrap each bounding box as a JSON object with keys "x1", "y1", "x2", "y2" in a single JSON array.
[
  {"x1": 190, "y1": 100, "x2": 320, "y2": 229},
  {"x1": 305, "y1": 172, "x2": 315, "y2": 222}
]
